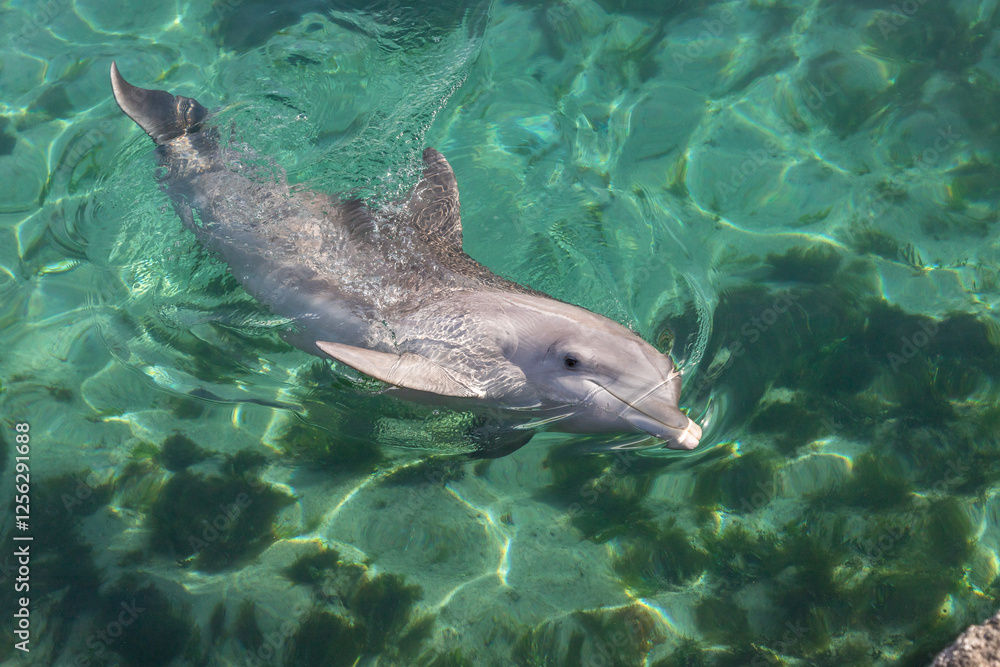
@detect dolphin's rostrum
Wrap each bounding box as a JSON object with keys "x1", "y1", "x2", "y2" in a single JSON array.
[{"x1": 109, "y1": 62, "x2": 703, "y2": 453}]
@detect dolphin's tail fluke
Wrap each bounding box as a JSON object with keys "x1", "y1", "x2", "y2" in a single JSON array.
[{"x1": 110, "y1": 62, "x2": 207, "y2": 145}]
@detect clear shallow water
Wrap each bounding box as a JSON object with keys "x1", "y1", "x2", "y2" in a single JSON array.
[{"x1": 1, "y1": 0, "x2": 999, "y2": 665}]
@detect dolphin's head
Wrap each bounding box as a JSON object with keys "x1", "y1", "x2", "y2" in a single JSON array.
[
  {"x1": 497, "y1": 293, "x2": 702, "y2": 450},
  {"x1": 316, "y1": 290, "x2": 702, "y2": 450}
]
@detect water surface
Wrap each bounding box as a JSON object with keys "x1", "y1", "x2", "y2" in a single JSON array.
[{"x1": 1, "y1": 0, "x2": 999, "y2": 665}]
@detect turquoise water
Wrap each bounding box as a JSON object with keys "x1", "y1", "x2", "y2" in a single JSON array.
[{"x1": 1, "y1": 0, "x2": 1000, "y2": 664}]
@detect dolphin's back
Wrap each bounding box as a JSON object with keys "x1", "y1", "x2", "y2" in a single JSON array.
[
  {"x1": 162, "y1": 135, "x2": 540, "y2": 316},
  {"x1": 111, "y1": 62, "x2": 542, "y2": 349}
]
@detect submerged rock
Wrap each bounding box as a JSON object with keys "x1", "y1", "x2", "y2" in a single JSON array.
[{"x1": 931, "y1": 611, "x2": 1000, "y2": 667}]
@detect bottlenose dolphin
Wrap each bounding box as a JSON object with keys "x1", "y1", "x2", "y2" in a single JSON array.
[{"x1": 109, "y1": 62, "x2": 702, "y2": 451}]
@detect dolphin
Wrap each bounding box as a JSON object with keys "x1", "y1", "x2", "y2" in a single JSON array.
[{"x1": 109, "y1": 62, "x2": 702, "y2": 452}]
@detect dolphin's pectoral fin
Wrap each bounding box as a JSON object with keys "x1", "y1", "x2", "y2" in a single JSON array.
[
  {"x1": 316, "y1": 341, "x2": 484, "y2": 399},
  {"x1": 110, "y1": 61, "x2": 207, "y2": 145},
  {"x1": 403, "y1": 147, "x2": 463, "y2": 249}
]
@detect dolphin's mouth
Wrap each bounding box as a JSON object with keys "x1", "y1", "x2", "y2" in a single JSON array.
[
  {"x1": 617, "y1": 406, "x2": 703, "y2": 450},
  {"x1": 599, "y1": 380, "x2": 702, "y2": 451}
]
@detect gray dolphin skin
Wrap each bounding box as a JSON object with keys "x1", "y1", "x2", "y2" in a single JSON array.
[{"x1": 109, "y1": 62, "x2": 703, "y2": 452}]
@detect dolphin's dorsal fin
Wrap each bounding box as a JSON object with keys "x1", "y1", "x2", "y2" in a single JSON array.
[{"x1": 404, "y1": 147, "x2": 463, "y2": 249}]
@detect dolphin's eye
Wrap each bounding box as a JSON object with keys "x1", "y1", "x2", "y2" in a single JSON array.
[{"x1": 563, "y1": 354, "x2": 580, "y2": 369}]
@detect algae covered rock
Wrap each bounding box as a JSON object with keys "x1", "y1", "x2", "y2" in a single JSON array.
[{"x1": 931, "y1": 610, "x2": 1000, "y2": 667}]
